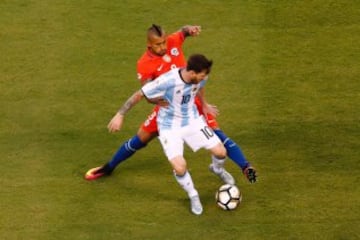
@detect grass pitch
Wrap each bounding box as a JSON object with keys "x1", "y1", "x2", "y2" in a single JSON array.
[{"x1": 1, "y1": 1, "x2": 359, "y2": 239}]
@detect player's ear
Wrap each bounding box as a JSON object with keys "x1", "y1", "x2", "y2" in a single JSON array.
[{"x1": 147, "y1": 39, "x2": 152, "y2": 47}]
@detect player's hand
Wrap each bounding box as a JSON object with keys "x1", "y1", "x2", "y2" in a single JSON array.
[
  {"x1": 188, "y1": 25, "x2": 201, "y2": 36},
  {"x1": 107, "y1": 113, "x2": 124, "y2": 133},
  {"x1": 203, "y1": 103, "x2": 219, "y2": 118}
]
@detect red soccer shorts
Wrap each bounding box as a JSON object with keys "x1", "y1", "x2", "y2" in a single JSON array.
[{"x1": 140, "y1": 106, "x2": 160, "y2": 134}]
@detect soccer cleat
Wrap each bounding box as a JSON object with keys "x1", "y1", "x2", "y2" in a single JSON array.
[
  {"x1": 243, "y1": 166, "x2": 257, "y2": 183},
  {"x1": 85, "y1": 166, "x2": 107, "y2": 181},
  {"x1": 190, "y1": 195, "x2": 203, "y2": 215},
  {"x1": 209, "y1": 164, "x2": 235, "y2": 185}
]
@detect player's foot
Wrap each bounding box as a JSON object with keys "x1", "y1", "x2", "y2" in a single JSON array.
[
  {"x1": 243, "y1": 166, "x2": 257, "y2": 183},
  {"x1": 85, "y1": 166, "x2": 108, "y2": 181},
  {"x1": 190, "y1": 195, "x2": 203, "y2": 215},
  {"x1": 209, "y1": 164, "x2": 235, "y2": 185}
]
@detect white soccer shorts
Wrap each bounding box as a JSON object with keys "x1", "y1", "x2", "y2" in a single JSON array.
[{"x1": 158, "y1": 117, "x2": 221, "y2": 160}]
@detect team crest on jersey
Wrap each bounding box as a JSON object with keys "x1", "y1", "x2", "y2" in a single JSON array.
[
  {"x1": 192, "y1": 87, "x2": 197, "y2": 92},
  {"x1": 170, "y1": 48, "x2": 179, "y2": 56},
  {"x1": 162, "y1": 54, "x2": 171, "y2": 63}
]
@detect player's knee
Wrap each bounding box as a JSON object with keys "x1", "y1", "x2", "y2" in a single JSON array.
[
  {"x1": 211, "y1": 143, "x2": 227, "y2": 159},
  {"x1": 170, "y1": 157, "x2": 187, "y2": 176},
  {"x1": 173, "y1": 167, "x2": 187, "y2": 176},
  {"x1": 137, "y1": 129, "x2": 156, "y2": 143},
  {"x1": 173, "y1": 161, "x2": 187, "y2": 176}
]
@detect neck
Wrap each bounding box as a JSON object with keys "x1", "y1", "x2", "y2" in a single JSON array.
[
  {"x1": 147, "y1": 48, "x2": 163, "y2": 57},
  {"x1": 180, "y1": 69, "x2": 192, "y2": 83}
]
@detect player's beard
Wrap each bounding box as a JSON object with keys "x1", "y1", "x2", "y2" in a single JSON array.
[
  {"x1": 157, "y1": 49, "x2": 166, "y2": 56},
  {"x1": 148, "y1": 47, "x2": 166, "y2": 56}
]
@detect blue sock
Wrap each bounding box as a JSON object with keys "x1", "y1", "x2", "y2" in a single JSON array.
[
  {"x1": 214, "y1": 129, "x2": 249, "y2": 170},
  {"x1": 108, "y1": 135, "x2": 147, "y2": 169}
]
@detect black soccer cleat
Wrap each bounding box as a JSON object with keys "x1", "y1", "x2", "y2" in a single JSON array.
[{"x1": 243, "y1": 166, "x2": 257, "y2": 183}]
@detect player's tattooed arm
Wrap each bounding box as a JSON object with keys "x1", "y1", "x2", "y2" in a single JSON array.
[
  {"x1": 108, "y1": 90, "x2": 144, "y2": 133},
  {"x1": 107, "y1": 90, "x2": 144, "y2": 132},
  {"x1": 117, "y1": 90, "x2": 144, "y2": 116}
]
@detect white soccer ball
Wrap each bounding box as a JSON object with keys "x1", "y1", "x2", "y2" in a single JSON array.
[{"x1": 215, "y1": 184, "x2": 242, "y2": 210}]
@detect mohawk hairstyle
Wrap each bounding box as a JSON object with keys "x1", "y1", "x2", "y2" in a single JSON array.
[{"x1": 148, "y1": 24, "x2": 164, "y2": 37}]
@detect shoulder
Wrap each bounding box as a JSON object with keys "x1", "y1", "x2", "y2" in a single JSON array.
[
  {"x1": 137, "y1": 51, "x2": 156, "y2": 68},
  {"x1": 155, "y1": 69, "x2": 179, "y2": 87},
  {"x1": 163, "y1": 68, "x2": 180, "y2": 79},
  {"x1": 137, "y1": 51, "x2": 161, "y2": 81}
]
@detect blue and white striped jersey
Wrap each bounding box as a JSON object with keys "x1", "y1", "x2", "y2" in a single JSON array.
[{"x1": 141, "y1": 68, "x2": 207, "y2": 131}]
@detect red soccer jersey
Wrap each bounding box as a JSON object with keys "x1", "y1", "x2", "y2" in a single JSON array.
[
  {"x1": 137, "y1": 31, "x2": 187, "y2": 84},
  {"x1": 137, "y1": 30, "x2": 220, "y2": 132}
]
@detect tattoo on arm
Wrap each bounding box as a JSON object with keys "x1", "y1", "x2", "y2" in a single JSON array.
[{"x1": 118, "y1": 90, "x2": 143, "y2": 115}]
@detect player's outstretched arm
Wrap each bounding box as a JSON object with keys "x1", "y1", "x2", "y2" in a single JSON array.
[
  {"x1": 107, "y1": 90, "x2": 144, "y2": 133},
  {"x1": 180, "y1": 25, "x2": 201, "y2": 37}
]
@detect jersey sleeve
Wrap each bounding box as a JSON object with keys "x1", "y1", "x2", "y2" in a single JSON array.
[
  {"x1": 141, "y1": 76, "x2": 168, "y2": 100},
  {"x1": 167, "y1": 31, "x2": 185, "y2": 48}
]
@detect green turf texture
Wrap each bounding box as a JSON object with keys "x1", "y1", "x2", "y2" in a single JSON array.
[{"x1": 1, "y1": 0, "x2": 359, "y2": 239}]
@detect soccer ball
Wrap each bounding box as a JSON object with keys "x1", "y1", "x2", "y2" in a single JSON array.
[{"x1": 215, "y1": 184, "x2": 242, "y2": 210}]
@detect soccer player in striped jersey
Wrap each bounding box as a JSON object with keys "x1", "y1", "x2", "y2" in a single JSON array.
[
  {"x1": 107, "y1": 54, "x2": 225, "y2": 215},
  {"x1": 85, "y1": 24, "x2": 256, "y2": 183}
]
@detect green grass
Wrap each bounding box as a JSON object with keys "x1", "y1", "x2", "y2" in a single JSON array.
[{"x1": 1, "y1": 0, "x2": 359, "y2": 239}]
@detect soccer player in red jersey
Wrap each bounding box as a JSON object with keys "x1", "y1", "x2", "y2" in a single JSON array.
[
  {"x1": 136, "y1": 26, "x2": 188, "y2": 83},
  {"x1": 85, "y1": 24, "x2": 256, "y2": 183}
]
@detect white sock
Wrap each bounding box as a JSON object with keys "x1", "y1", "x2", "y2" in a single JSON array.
[
  {"x1": 174, "y1": 171, "x2": 198, "y2": 198},
  {"x1": 211, "y1": 155, "x2": 226, "y2": 174}
]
